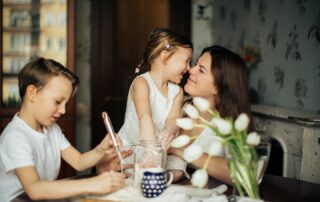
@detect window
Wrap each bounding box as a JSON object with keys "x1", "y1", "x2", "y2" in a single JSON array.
[
  {"x1": 10, "y1": 59, "x2": 26, "y2": 73},
  {"x1": 10, "y1": 33, "x2": 31, "y2": 52},
  {"x1": 10, "y1": 11, "x2": 29, "y2": 27},
  {"x1": 45, "y1": 12, "x2": 54, "y2": 27},
  {"x1": 58, "y1": 37, "x2": 66, "y2": 51},
  {"x1": 2, "y1": 0, "x2": 70, "y2": 108},
  {"x1": 58, "y1": 12, "x2": 66, "y2": 26},
  {"x1": 46, "y1": 37, "x2": 52, "y2": 51}
]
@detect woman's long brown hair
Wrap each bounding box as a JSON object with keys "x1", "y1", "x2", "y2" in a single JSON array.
[{"x1": 201, "y1": 45, "x2": 253, "y2": 130}]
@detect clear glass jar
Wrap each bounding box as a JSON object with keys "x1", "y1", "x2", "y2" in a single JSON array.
[{"x1": 133, "y1": 139, "x2": 167, "y2": 187}]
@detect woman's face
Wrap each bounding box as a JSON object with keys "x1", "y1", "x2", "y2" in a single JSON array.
[{"x1": 184, "y1": 52, "x2": 217, "y2": 98}]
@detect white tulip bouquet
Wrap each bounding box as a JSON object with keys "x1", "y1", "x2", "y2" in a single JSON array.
[{"x1": 171, "y1": 97, "x2": 262, "y2": 199}]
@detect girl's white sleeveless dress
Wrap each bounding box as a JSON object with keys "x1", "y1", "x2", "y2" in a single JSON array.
[
  {"x1": 119, "y1": 72, "x2": 179, "y2": 145},
  {"x1": 118, "y1": 72, "x2": 188, "y2": 174}
]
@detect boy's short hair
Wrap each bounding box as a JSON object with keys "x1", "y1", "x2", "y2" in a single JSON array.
[{"x1": 18, "y1": 58, "x2": 79, "y2": 99}]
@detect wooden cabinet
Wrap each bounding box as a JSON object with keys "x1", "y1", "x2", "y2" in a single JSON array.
[{"x1": 0, "y1": 0, "x2": 76, "y2": 178}]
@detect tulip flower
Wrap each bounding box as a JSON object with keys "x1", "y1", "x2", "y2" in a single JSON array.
[
  {"x1": 235, "y1": 113, "x2": 250, "y2": 132},
  {"x1": 208, "y1": 141, "x2": 223, "y2": 156},
  {"x1": 176, "y1": 118, "x2": 193, "y2": 130},
  {"x1": 183, "y1": 144, "x2": 203, "y2": 162},
  {"x1": 191, "y1": 169, "x2": 208, "y2": 188},
  {"x1": 247, "y1": 132, "x2": 261, "y2": 146},
  {"x1": 211, "y1": 118, "x2": 232, "y2": 135},
  {"x1": 193, "y1": 97, "x2": 210, "y2": 112},
  {"x1": 176, "y1": 97, "x2": 263, "y2": 199},
  {"x1": 171, "y1": 135, "x2": 191, "y2": 148},
  {"x1": 184, "y1": 104, "x2": 199, "y2": 119}
]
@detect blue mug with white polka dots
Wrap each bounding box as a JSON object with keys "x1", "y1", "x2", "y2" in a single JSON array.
[{"x1": 140, "y1": 168, "x2": 173, "y2": 198}]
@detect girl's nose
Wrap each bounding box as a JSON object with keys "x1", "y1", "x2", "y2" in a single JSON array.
[
  {"x1": 184, "y1": 65, "x2": 191, "y2": 73},
  {"x1": 187, "y1": 64, "x2": 191, "y2": 70}
]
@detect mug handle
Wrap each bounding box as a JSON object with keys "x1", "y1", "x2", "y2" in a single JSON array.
[{"x1": 166, "y1": 171, "x2": 174, "y2": 186}]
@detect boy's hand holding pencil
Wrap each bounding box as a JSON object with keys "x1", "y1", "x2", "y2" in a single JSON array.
[{"x1": 95, "y1": 134, "x2": 122, "y2": 155}]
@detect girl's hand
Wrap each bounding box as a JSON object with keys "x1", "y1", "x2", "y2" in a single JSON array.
[
  {"x1": 96, "y1": 133, "x2": 123, "y2": 155},
  {"x1": 89, "y1": 171, "x2": 126, "y2": 194},
  {"x1": 159, "y1": 130, "x2": 175, "y2": 151}
]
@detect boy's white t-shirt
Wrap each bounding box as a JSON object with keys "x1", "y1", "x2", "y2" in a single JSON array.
[{"x1": 0, "y1": 113, "x2": 70, "y2": 202}]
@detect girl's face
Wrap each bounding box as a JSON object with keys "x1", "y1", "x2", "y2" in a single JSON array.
[
  {"x1": 184, "y1": 52, "x2": 217, "y2": 98},
  {"x1": 33, "y1": 75, "x2": 73, "y2": 128},
  {"x1": 165, "y1": 47, "x2": 192, "y2": 84}
]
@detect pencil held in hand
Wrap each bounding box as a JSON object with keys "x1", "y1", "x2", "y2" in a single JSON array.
[
  {"x1": 101, "y1": 111, "x2": 127, "y2": 173},
  {"x1": 101, "y1": 112, "x2": 119, "y2": 147}
]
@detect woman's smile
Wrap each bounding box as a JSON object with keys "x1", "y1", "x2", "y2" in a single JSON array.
[{"x1": 187, "y1": 76, "x2": 197, "y2": 84}]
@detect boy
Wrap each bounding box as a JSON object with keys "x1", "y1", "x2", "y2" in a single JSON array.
[{"x1": 0, "y1": 58, "x2": 125, "y2": 201}]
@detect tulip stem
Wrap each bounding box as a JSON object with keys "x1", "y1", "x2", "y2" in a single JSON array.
[
  {"x1": 193, "y1": 124, "x2": 207, "y2": 128},
  {"x1": 203, "y1": 155, "x2": 211, "y2": 170},
  {"x1": 199, "y1": 116, "x2": 211, "y2": 125},
  {"x1": 208, "y1": 109, "x2": 220, "y2": 118},
  {"x1": 190, "y1": 135, "x2": 199, "y2": 140}
]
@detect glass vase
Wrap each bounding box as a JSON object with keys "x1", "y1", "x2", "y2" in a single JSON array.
[{"x1": 226, "y1": 142, "x2": 271, "y2": 201}]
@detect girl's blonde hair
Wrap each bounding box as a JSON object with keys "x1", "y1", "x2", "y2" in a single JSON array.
[{"x1": 135, "y1": 28, "x2": 193, "y2": 75}]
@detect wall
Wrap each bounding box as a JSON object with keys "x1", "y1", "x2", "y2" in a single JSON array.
[
  {"x1": 191, "y1": 0, "x2": 214, "y2": 59},
  {"x1": 75, "y1": 0, "x2": 91, "y2": 152},
  {"x1": 192, "y1": 0, "x2": 320, "y2": 114}
]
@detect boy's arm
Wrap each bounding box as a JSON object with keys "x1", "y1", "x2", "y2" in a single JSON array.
[
  {"x1": 16, "y1": 166, "x2": 125, "y2": 200},
  {"x1": 61, "y1": 134, "x2": 120, "y2": 171},
  {"x1": 132, "y1": 77, "x2": 156, "y2": 140}
]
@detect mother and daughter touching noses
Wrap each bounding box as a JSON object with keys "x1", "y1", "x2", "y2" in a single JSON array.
[{"x1": 0, "y1": 28, "x2": 252, "y2": 201}]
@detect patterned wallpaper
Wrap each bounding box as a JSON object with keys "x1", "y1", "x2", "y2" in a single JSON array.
[{"x1": 192, "y1": 0, "x2": 320, "y2": 114}]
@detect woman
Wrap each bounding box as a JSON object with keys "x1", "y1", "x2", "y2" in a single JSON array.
[{"x1": 169, "y1": 45, "x2": 253, "y2": 185}]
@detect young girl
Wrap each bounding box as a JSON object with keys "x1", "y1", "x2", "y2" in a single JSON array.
[
  {"x1": 118, "y1": 28, "x2": 193, "y2": 180},
  {"x1": 0, "y1": 58, "x2": 125, "y2": 201}
]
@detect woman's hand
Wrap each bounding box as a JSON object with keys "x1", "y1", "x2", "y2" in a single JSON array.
[
  {"x1": 170, "y1": 170, "x2": 184, "y2": 182},
  {"x1": 168, "y1": 147, "x2": 184, "y2": 159},
  {"x1": 88, "y1": 171, "x2": 126, "y2": 195},
  {"x1": 96, "y1": 149, "x2": 133, "y2": 174}
]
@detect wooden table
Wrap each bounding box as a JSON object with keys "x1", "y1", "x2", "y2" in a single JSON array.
[
  {"x1": 259, "y1": 175, "x2": 320, "y2": 202},
  {"x1": 13, "y1": 174, "x2": 320, "y2": 202}
]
